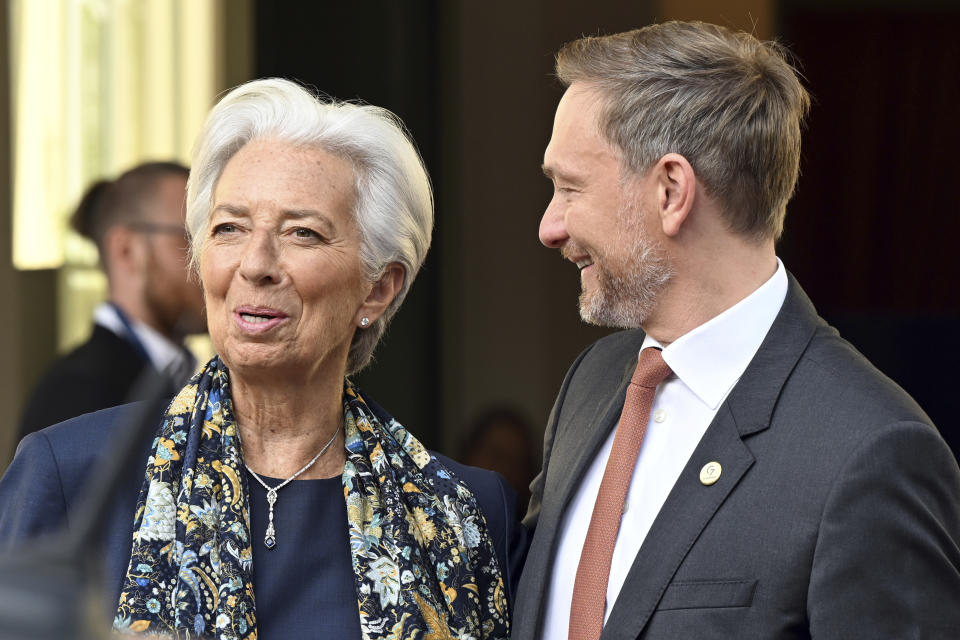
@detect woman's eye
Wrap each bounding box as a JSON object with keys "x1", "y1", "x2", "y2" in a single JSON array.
[
  {"x1": 212, "y1": 223, "x2": 238, "y2": 235},
  {"x1": 293, "y1": 227, "x2": 319, "y2": 239}
]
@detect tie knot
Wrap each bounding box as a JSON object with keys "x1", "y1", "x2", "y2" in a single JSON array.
[{"x1": 631, "y1": 347, "x2": 672, "y2": 389}]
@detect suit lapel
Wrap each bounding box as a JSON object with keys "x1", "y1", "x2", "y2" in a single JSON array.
[
  {"x1": 517, "y1": 338, "x2": 642, "y2": 639},
  {"x1": 553, "y1": 354, "x2": 638, "y2": 515},
  {"x1": 601, "y1": 275, "x2": 822, "y2": 639},
  {"x1": 601, "y1": 405, "x2": 755, "y2": 639}
]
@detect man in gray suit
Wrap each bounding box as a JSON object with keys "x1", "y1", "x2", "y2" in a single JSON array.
[{"x1": 515, "y1": 21, "x2": 960, "y2": 639}]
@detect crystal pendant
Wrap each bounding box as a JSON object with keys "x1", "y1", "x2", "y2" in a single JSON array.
[{"x1": 264, "y1": 490, "x2": 278, "y2": 549}]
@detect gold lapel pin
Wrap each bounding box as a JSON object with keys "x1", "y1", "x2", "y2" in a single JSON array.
[{"x1": 699, "y1": 461, "x2": 722, "y2": 485}]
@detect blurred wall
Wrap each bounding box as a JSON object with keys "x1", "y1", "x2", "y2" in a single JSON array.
[
  {"x1": 0, "y1": 4, "x2": 14, "y2": 462},
  {"x1": 443, "y1": 1, "x2": 653, "y2": 452},
  {"x1": 0, "y1": 7, "x2": 59, "y2": 469}
]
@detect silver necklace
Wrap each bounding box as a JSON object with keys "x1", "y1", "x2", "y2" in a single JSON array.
[{"x1": 243, "y1": 420, "x2": 341, "y2": 549}]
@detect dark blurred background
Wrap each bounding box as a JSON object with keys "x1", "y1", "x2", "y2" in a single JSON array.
[{"x1": 2, "y1": 0, "x2": 957, "y2": 487}]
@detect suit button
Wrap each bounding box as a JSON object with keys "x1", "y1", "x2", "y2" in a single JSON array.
[{"x1": 699, "y1": 461, "x2": 722, "y2": 485}]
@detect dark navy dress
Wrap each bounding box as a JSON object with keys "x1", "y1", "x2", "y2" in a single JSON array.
[{"x1": 247, "y1": 472, "x2": 362, "y2": 639}]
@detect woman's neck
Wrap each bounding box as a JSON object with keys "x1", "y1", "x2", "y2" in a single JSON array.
[{"x1": 231, "y1": 369, "x2": 346, "y2": 480}]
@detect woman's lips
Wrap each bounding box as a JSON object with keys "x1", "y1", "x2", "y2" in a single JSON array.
[{"x1": 233, "y1": 306, "x2": 288, "y2": 334}]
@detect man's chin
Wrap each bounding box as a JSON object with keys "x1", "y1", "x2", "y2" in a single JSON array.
[{"x1": 578, "y1": 291, "x2": 645, "y2": 329}]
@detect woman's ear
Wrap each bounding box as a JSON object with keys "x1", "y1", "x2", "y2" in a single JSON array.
[
  {"x1": 653, "y1": 153, "x2": 696, "y2": 237},
  {"x1": 356, "y1": 263, "x2": 405, "y2": 327}
]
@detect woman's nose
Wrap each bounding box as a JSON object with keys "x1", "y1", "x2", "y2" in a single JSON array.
[{"x1": 238, "y1": 230, "x2": 282, "y2": 284}]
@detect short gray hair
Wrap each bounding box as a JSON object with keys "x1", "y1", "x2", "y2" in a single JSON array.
[
  {"x1": 556, "y1": 21, "x2": 810, "y2": 240},
  {"x1": 186, "y1": 78, "x2": 433, "y2": 373}
]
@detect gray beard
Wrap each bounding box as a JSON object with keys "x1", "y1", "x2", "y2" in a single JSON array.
[{"x1": 578, "y1": 228, "x2": 673, "y2": 330}]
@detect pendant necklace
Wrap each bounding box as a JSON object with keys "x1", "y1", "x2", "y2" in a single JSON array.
[{"x1": 243, "y1": 417, "x2": 342, "y2": 549}]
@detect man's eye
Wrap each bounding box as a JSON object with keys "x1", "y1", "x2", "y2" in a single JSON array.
[{"x1": 293, "y1": 227, "x2": 319, "y2": 239}]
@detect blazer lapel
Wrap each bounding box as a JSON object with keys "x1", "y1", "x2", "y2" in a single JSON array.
[
  {"x1": 518, "y1": 342, "x2": 642, "y2": 639},
  {"x1": 601, "y1": 405, "x2": 755, "y2": 640},
  {"x1": 601, "y1": 275, "x2": 821, "y2": 639},
  {"x1": 553, "y1": 354, "x2": 638, "y2": 516}
]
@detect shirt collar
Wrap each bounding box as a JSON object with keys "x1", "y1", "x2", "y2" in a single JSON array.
[{"x1": 640, "y1": 258, "x2": 788, "y2": 410}]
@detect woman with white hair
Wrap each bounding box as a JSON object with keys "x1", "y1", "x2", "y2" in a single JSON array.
[{"x1": 0, "y1": 78, "x2": 524, "y2": 639}]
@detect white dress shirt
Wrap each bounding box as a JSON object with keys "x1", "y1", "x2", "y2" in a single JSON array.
[{"x1": 541, "y1": 259, "x2": 788, "y2": 639}]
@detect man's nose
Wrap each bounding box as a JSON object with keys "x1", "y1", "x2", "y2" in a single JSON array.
[
  {"x1": 539, "y1": 198, "x2": 569, "y2": 249},
  {"x1": 239, "y1": 230, "x2": 282, "y2": 284}
]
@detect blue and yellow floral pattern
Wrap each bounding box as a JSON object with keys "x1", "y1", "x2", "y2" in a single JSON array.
[{"x1": 114, "y1": 356, "x2": 509, "y2": 639}]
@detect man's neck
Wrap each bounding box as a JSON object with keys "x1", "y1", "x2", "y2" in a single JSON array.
[
  {"x1": 108, "y1": 287, "x2": 177, "y2": 342},
  {"x1": 643, "y1": 242, "x2": 778, "y2": 347}
]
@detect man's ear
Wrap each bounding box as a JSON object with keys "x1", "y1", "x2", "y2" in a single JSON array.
[
  {"x1": 356, "y1": 263, "x2": 405, "y2": 327},
  {"x1": 652, "y1": 153, "x2": 696, "y2": 237},
  {"x1": 103, "y1": 225, "x2": 147, "y2": 277}
]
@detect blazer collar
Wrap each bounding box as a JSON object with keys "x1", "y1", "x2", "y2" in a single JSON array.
[{"x1": 725, "y1": 273, "x2": 822, "y2": 437}]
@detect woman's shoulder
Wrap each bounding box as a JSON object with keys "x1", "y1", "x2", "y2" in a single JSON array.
[
  {"x1": 427, "y1": 452, "x2": 519, "y2": 540},
  {"x1": 430, "y1": 452, "x2": 508, "y2": 502},
  {"x1": 0, "y1": 403, "x2": 151, "y2": 543},
  {"x1": 428, "y1": 452, "x2": 530, "y2": 602},
  {"x1": 8, "y1": 403, "x2": 133, "y2": 478}
]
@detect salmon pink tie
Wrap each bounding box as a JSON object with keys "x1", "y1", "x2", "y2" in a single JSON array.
[{"x1": 568, "y1": 347, "x2": 672, "y2": 640}]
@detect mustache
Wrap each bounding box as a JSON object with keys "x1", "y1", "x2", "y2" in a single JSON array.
[{"x1": 561, "y1": 243, "x2": 590, "y2": 262}]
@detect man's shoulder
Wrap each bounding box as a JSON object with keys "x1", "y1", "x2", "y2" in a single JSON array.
[
  {"x1": 747, "y1": 310, "x2": 946, "y2": 477},
  {"x1": 751, "y1": 275, "x2": 932, "y2": 428},
  {"x1": 45, "y1": 326, "x2": 143, "y2": 378},
  {"x1": 793, "y1": 324, "x2": 932, "y2": 426},
  {"x1": 18, "y1": 330, "x2": 150, "y2": 438}
]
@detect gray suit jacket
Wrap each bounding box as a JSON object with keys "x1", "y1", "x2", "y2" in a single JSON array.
[{"x1": 514, "y1": 276, "x2": 960, "y2": 639}]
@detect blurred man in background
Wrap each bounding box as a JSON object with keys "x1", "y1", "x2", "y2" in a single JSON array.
[{"x1": 17, "y1": 162, "x2": 206, "y2": 439}]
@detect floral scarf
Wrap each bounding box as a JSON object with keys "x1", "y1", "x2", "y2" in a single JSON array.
[{"x1": 114, "y1": 356, "x2": 509, "y2": 639}]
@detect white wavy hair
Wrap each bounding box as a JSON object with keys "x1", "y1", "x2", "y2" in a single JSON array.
[{"x1": 186, "y1": 78, "x2": 434, "y2": 373}]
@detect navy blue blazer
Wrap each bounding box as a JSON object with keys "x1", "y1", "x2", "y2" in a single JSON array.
[{"x1": 0, "y1": 403, "x2": 529, "y2": 629}]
